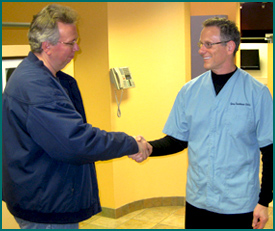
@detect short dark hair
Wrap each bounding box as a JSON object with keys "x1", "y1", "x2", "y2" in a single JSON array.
[{"x1": 203, "y1": 17, "x2": 240, "y2": 56}]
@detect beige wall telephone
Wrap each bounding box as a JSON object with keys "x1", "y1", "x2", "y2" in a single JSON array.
[
  {"x1": 110, "y1": 67, "x2": 135, "y2": 90},
  {"x1": 109, "y1": 67, "x2": 135, "y2": 117}
]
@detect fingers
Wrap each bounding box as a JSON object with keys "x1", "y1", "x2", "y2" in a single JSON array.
[
  {"x1": 252, "y1": 204, "x2": 269, "y2": 229},
  {"x1": 252, "y1": 217, "x2": 265, "y2": 229},
  {"x1": 252, "y1": 216, "x2": 259, "y2": 229},
  {"x1": 135, "y1": 135, "x2": 143, "y2": 142},
  {"x1": 128, "y1": 153, "x2": 144, "y2": 163},
  {"x1": 128, "y1": 135, "x2": 152, "y2": 163},
  {"x1": 252, "y1": 216, "x2": 268, "y2": 229}
]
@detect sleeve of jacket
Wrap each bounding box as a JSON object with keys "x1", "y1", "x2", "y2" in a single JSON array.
[{"x1": 26, "y1": 99, "x2": 139, "y2": 165}]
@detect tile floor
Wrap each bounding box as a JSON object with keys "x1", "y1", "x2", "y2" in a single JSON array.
[{"x1": 79, "y1": 206, "x2": 273, "y2": 229}]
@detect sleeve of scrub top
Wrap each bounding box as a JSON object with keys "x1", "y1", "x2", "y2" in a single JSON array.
[
  {"x1": 162, "y1": 89, "x2": 189, "y2": 141},
  {"x1": 255, "y1": 87, "x2": 273, "y2": 147}
]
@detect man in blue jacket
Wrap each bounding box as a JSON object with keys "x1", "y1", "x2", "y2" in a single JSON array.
[{"x1": 2, "y1": 4, "x2": 152, "y2": 229}]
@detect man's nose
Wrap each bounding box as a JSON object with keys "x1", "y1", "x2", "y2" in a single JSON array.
[
  {"x1": 198, "y1": 45, "x2": 206, "y2": 55},
  {"x1": 73, "y1": 43, "x2": 80, "y2": 52}
]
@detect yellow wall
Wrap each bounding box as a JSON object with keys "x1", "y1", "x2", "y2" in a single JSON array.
[
  {"x1": 190, "y1": 2, "x2": 238, "y2": 20},
  {"x1": 107, "y1": 2, "x2": 190, "y2": 207},
  {"x1": 267, "y1": 43, "x2": 273, "y2": 96},
  {"x1": 104, "y1": 1, "x2": 240, "y2": 208}
]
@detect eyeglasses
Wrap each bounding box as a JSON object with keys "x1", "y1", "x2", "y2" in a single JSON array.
[
  {"x1": 58, "y1": 38, "x2": 79, "y2": 47},
  {"x1": 197, "y1": 40, "x2": 230, "y2": 49}
]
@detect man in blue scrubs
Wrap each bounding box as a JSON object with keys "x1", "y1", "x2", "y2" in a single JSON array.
[{"x1": 132, "y1": 17, "x2": 273, "y2": 229}]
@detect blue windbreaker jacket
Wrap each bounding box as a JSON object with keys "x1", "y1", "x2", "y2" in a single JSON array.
[{"x1": 2, "y1": 52, "x2": 138, "y2": 223}]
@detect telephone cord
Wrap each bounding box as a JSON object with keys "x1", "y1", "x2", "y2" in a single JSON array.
[{"x1": 114, "y1": 89, "x2": 124, "y2": 117}]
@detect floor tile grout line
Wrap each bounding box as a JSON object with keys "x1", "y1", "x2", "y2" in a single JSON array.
[
  {"x1": 117, "y1": 206, "x2": 184, "y2": 229},
  {"x1": 80, "y1": 206, "x2": 272, "y2": 229},
  {"x1": 154, "y1": 207, "x2": 184, "y2": 228}
]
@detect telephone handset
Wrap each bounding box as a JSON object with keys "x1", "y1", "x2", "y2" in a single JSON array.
[
  {"x1": 109, "y1": 67, "x2": 135, "y2": 117},
  {"x1": 110, "y1": 67, "x2": 135, "y2": 90}
]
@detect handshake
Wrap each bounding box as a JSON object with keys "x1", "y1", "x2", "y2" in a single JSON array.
[{"x1": 129, "y1": 135, "x2": 152, "y2": 163}]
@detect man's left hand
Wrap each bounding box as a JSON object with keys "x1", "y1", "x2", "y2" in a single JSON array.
[{"x1": 252, "y1": 203, "x2": 269, "y2": 229}]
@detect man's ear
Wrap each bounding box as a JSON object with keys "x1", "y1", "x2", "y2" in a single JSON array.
[
  {"x1": 41, "y1": 41, "x2": 51, "y2": 54},
  {"x1": 227, "y1": 40, "x2": 236, "y2": 55}
]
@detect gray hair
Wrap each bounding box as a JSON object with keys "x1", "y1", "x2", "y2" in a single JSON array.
[
  {"x1": 203, "y1": 17, "x2": 240, "y2": 56},
  {"x1": 28, "y1": 4, "x2": 79, "y2": 53}
]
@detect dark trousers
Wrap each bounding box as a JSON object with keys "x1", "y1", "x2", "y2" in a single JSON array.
[{"x1": 185, "y1": 202, "x2": 253, "y2": 229}]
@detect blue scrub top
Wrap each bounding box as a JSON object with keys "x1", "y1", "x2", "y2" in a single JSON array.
[{"x1": 163, "y1": 68, "x2": 273, "y2": 214}]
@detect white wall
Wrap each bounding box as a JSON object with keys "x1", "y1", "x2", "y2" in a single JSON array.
[{"x1": 240, "y1": 43, "x2": 268, "y2": 85}]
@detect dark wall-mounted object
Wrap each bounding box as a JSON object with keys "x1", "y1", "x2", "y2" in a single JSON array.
[
  {"x1": 241, "y1": 2, "x2": 273, "y2": 42},
  {"x1": 241, "y1": 49, "x2": 260, "y2": 70}
]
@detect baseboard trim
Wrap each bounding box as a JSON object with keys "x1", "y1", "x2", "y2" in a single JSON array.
[{"x1": 100, "y1": 196, "x2": 185, "y2": 219}]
